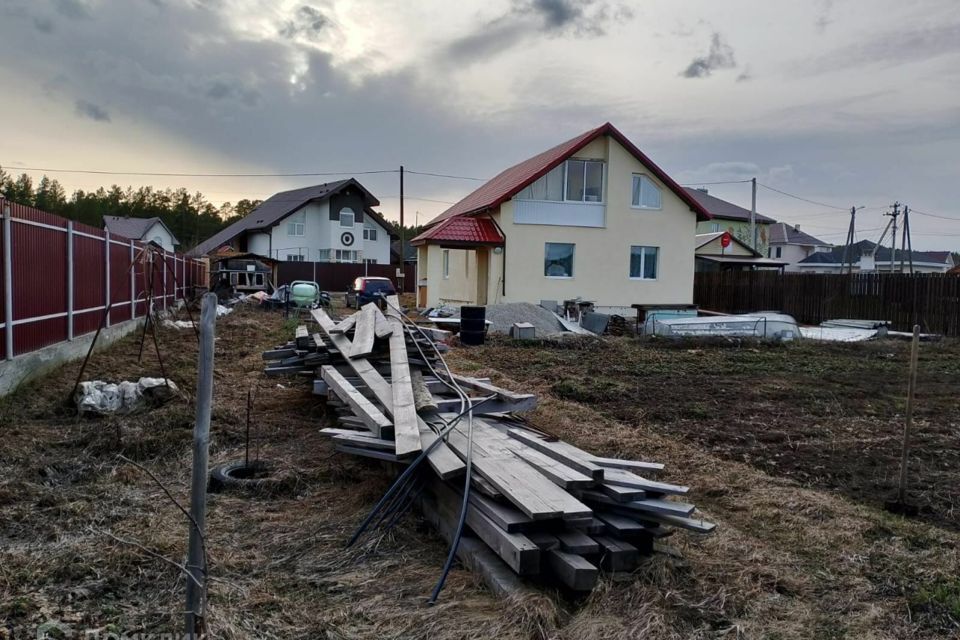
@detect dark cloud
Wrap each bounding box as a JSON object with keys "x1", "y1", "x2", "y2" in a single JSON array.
[
  {"x1": 681, "y1": 32, "x2": 737, "y2": 78},
  {"x1": 74, "y1": 99, "x2": 110, "y2": 122},
  {"x1": 444, "y1": 0, "x2": 632, "y2": 63},
  {"x1": 279, "y1": 5, "x2": 331, "y2": 41},
  {"x1": 204, "y1": 79, "x2": 261, "y2": 107},
  {"x1": 794, "y1": 22, "x2": 960, "y2": 74},
  {"x1": 54, "y1": 0, "x2": 90, "y2": 20}
]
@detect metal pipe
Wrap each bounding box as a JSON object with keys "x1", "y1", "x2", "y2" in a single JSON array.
[
  {"x1": 104, "y1": 230, "x2": 112, "y2": 328},
  {"x1": 3, "y1": 202, "x2": 14, "y2": 360},
  {"x1": 185, "y1": 292, "x2": 216, "y2": 638},
  {"x1": 67, "y1": 220, "x2": 74, "y2": 341}
]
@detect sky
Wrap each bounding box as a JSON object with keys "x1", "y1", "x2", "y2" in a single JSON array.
[{"x1": 0, "y1": 0, "x2": 958, "y2": 248}]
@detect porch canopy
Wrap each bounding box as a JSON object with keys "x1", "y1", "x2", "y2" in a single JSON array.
[{"x1": 410, "y1": 216, "x2": 504, "y2": 248}]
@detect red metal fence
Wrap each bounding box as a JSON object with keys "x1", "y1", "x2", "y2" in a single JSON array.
[
  {"x1": 276, "y1": 261, "x2": 416, "y2": 293},
  {"x1": 0, "y1": 198, "x2": 208, "y2": 360}
]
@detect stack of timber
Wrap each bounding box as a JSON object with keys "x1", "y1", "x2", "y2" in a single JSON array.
[{"x1": 262, "y1": 298, "x2": 716, "y2": 596}]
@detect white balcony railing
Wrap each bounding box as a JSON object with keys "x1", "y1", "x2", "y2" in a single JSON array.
[{"x1": 512, "y1": 200, "x2": 605, "y2": 228}]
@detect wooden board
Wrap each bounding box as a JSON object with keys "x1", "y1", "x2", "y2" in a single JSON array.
[
  {"x1": 511, "y1": 447, "x2": 595, "y2": 489},
  {"x1": 506, "y1": 428, "x2": 605, "y2": 480},
  {"x1": 348, "y1": 304, "x2": 377, "y2": 359},
  {"x1": 594, "y1": 511, "x2": 647, "y2": 536},
  {"x1": 373, "y1": 306, "x2": 394, "y2": 338},
  {"x1": 330, "y1": 313, "x2": 358, "y2": 334},
  {"x1": 600, "y1": 467, "x2": 688, "y2": 496},
  {"x1": 588, "y1": 455, "x2": 665, "y2": 473},
  {"x1": 592, "y1": 536, "x2": 639, "y2": 572},
  {"x1": 321, "y1": 365, "x2": 392, "y2": 437},
  {"x1": 556, "y1": 530, "x2": 600, "y2": 555},
  {"x1": 383, "y1": 297, "x2": 422, "y2": 457},
  {"x1": 468, "y1": 491, "x2": 532, "y2": 533},
  {"x1": 546, "y1": 549, "x2": 598, "y2": 591}
]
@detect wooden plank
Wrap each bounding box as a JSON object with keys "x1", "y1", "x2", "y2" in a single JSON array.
[
  {"x1": 383, "y1": 297, "x2": 422, "y2": 457},
  {"x1": 592, "y1": 536, "x2": 639, "y2": 572},
  {"x1": 594, "y1": 511, "x2": 647, "y2": 536},
  {"x1": 373, "y1": 306, "x2": 394, "y2": 338},
  {"x1": 411, "y1": 369, "x2": 439, "y2": 412},
  {"x1": 334, "y1": 444, "x2": 400, "y2": 463},
  {"x1": 596, "y1": 482, "x2": 646, "y2": 502},
  {"x1": 330, "y1": 312, "x2": 358, "y2": 334},
  {"x1": 527, "y1": 532, "x2": 560, "y2": 550},
  {"x1": 442, "y1": 374, "x2": 538, "y2": 412},
  {"x1": 471, "y1": 473, "x2": 504, "y2": 499},
  {"x1": 295, "y1": 325, "x2": 309, "y2": 348},
  {"x1": 600, "y1": 468, "x2": 689, "y2": 496},
  {"x1": 587, "y1": 455, "x2": 665, "y2": 473},
  {"x1": 635, "y1": 512, "x2": 717, "y2": 534},
  {"x1": 545, "y1": 549, "x2": 598, "y2": 591},
  {"x1": 348, "y1": 304, "x2": 377, "y2": 359},
  {"x1": 313, "y1": 309, "x2": 459, "y2": 475},
  {"x1": 469, "y1": 492, "x2": 532, "y2": 532},
  {"x1": 568, "y1": 517, "x2": 606, "y2": 535},
  {"x1": 321, "y1": 365, "x2": 392, "y2": 437},
  {"x1": 506, "y1": 428, "x2": 605, "y2": 480},
  {"x1": 578, "y1": 490, "x2": 696, "y2": 518},
  {"x1": 556, "y1": 530, "x2": 600, "y2": 555},
  {"x1": 511, "y1": 447, "x2": 594, "y2": 489}
]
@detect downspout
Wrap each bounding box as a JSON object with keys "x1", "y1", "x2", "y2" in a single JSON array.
[{"x1": 487, "y1": 212, "x2": 507, "y2": 299}]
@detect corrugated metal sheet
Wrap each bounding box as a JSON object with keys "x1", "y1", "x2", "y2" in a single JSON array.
[{"x1": 12, "y1": 219, "x2": 68, "y2": 355}]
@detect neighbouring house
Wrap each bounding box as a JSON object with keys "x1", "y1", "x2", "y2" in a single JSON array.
[
  {"x1": 767, "y1": 222, "x2": 832, "y2": 271},
  {"x1": 209, "y1": 252, "x2": 278, "y2": 294},
  {"x1": 410, "y1": 122, "x2": 712, "y2": 313},
  {"x1": 695, "y1": 232, "x2": 788, "y2": 272},
  {"x1": 391, "y1": 239, "x2": 418, "y2": 264},
  {"x1": 103, "y1": 215, "x2": 180, "y2": 252},
  {"x1": 686, "y1": 188, "x2": 775, "y2": 257},
  {"x1": 795, "y1": 240, "x2": 956, "y2": 273},
  {"x1": 187, "y1": 180, "x2": 397, "y2": 265}
]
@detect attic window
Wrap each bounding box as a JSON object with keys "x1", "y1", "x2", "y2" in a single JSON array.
[
  {"x1": 631, "y1": 174, "x2": 662, "y2": 210},
  {"x1": 286, "y1": 210, "x2": 305, "y2": 236},
  {"x1": 339, "y1": 207, "x2": 355, "y2": 227},
  {"x1": 516, "y1": 160, "x2": 604, "y2": 203}
]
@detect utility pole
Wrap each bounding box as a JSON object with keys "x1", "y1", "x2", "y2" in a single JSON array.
[
  {"x1": 885, "y1": 202, "x2": 900, "y2": 272},
  {"x1": 399, "y1": 165, "x2": 405, "y2": 293},
  {"x1": 841, "y1": 206, "x2": 857, "y2": 275},
  {"x1": 900, "y1": 205, "x2": 914, "y2": 275},
  {"x1": 749, "y1": 177, "x2": 757, "y2": 251}
]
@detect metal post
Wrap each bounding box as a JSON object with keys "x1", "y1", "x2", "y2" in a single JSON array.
[
  {"x1": 897, "y1": 325, "x2": 920, "y2": 505},
  {"x1": 163, "y1": 251, "x2": 168, "y2": 311},
  {"x1": 3, "y1": 202, "x2": 13, "y2": 360},
  {"x1": 129, "y1": 240, "x2": 136, "y2": 319},
  {"x1": 399, "y1": 165, "x2": 405, "y2": 292},
  {"x1": 104, "y1": 230, "x2": 112, "y2": 328},
  {"x1": 750, "y1": 177, "x2": 757, "y2": 251},
  {"x1": 185, "y1": 292, "x2": 216, "y2": 638},
  {"x1": 67, "y1": 220, "x2": 74, "y2": 341}
]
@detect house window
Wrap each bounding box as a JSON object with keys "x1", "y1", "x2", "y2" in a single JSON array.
[
  {"x1": 545, "y1": 242, "x2": 575, "y2": 278},
  {"x1": 629, "y1": 246, "x2": 658, "y2": 280},
  {"x1": 365, "y1": 258, "x2": 377, "y2": 265},
  {"x1": 711, "y1": 223, "x2": 720, "y2": 232},
  {"x1": 339, "y1": 207, "x2": 355, "y2": 227},
  {"x1": 335, "y1": 249, "x2": 359, "y2": 262},
  {"x1": 442, "y1": 249, "x2": 450, "y2": 278},
  {"x1": 775, "y1": 247, "x2": 782, "y2": 258},
  {"x1": 317, "y1": 249, "x2": 331, "y2": 262},
  {"x1": 631, "y1": 175, "x2": 662, "y2": 210},
  {"x1": 516, "y1": 160, "x2": 604, "y2": 203},
  {"x1": 363, "y1": 227, "x2": 377, "y2": 241},
  {"x1": 254, "y1": 273, "x2": 264, "y2": 286},
  {"x1": 286, "y1": 254, "x2": 305, "y2": 262},
  {"x1": 287, "y1": 210, "x2": 305, "y2": 236}
]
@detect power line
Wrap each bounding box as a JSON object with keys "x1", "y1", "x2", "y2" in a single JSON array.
[
  {"x1": 910, "y1": 209, "x2": 960, "y2": 221},
  {"x1": 1, "y1": 165, "x2": 400, "y2": 178},
  {"x1": 679, "y1": 179, "x2": 753, "y2": 186},
  {"x1": 756, "y1": 182, "x2": 848, "y2": 210},
  {"x1": 405, "y1": 170, "x2": 486, "y2": 181}
]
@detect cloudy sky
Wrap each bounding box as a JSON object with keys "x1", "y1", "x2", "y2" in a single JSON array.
[{"x1": 1, "y1": 0, "x2": 958, "y2": 248}]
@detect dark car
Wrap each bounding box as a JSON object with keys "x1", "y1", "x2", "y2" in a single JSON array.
[{"x1": 345, "y1": 276, "x2": 396, "y2": 309}]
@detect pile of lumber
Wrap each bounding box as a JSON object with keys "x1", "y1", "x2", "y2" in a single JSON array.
[{"x1": 262, "y1": 297, "x2": 715, "y2": 596}]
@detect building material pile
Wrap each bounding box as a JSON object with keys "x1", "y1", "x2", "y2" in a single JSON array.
[{"x1": 262, "y1": 297, "x2": 715, "y2": 596}]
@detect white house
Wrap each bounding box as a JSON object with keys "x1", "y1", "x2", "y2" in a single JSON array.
[
  {"x1": 188, "y1": 180, "x2": 396, "y2": 264},
  {"x1": 410, "y1": 123, "x2": 712, "y2": 313},
  {"x1": 794, "y1": 240, "x2": 955, "y2": 273},
  {"x1": 103, "y1": 216, "x2": 179, "y2": 252},
  {"x1": 767, "y1": 222, "x2": 831, "y2": 272}
]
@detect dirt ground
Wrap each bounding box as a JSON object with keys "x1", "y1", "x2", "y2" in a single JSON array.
[{"x1": 1, "y1": 306, "x2": 959, "y2": 639}]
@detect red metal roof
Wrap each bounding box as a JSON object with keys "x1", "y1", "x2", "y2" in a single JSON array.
[
  {"x1": 425, "y1": 122, "x2": 711, "y2": 227},
  {"x1": 410, "y1": 216, "x2": 504, "y2": 246}
]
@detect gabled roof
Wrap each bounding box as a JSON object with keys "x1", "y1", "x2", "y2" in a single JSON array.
[
  {"x1": 187, "y1": 179, "x2": 380, "y2": 256},
  {"x1": 695, "y1": 232, "x2": 762, "y2": 257},
  {"x1": 103, "y1": 216, "x2": 179, "y2": 245},
  {"x1": 798, "y1": 240, "x2": 953, "y2": 266},
  {"x1": 768, "y1": 222, "x2": 830, "y2": 247},
  {"x1": 426, "y1": 122, "x2": 711, "y2": 226},
  {"x1": 410, "y1": 216, "x2": 504, "y2": 246},
  {"x1": 683, "y1": 188, "x2": 776, "y2": 224}
]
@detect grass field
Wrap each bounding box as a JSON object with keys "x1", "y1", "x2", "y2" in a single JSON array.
[{"x1": 0, "y1": 307, "x2": 958, "y2": 639}]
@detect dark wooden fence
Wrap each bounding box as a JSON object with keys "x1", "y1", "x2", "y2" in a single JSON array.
[
  {"x1": 693, "y1": 271, "x2": 960, "y2": 336},
  {"x1": 276, "y1": 261, "x2": 416, "y2": 293}
]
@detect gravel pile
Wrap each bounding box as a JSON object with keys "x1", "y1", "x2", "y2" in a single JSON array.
[{"x1": 461, "y1": 302, "x2": 565, "y2": 336}]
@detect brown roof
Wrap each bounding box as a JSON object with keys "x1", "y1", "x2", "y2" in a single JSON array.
[
  {"x1": 103, "y1": 215, "x2": 178, "y2": 244},
  {"x1": 768, "y1": 222, "x2": 830, "y2": 247},
  {"x1": 426, "y1": 122, "x2": 711, "y2": 226},
  {"x1": 683, "y1": 188, "x2": 776, "y2": 224}
]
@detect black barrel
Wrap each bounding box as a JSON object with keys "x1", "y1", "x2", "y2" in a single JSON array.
[{"x1": 459, "y1": 305, "x2": 486, "y2": 345}]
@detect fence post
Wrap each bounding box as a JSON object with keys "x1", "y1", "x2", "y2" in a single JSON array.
[
  {"x1": 3, "y1": 202, "x2": 13, "y2": 360},
  {"x1": 163, "y1": 251, "x2": 168, "y2": 311},
  {"x1": 66, "y1": 220, "x2": 74, "y2": 341},
  {"x1": 129, "y1": 240, "x2": 136, "y2": 319},
  {"x1": 104, "y1": 230, "x2": 111, "y2": 328}
]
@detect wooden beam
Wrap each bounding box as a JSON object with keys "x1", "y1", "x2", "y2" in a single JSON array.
[
  {"x1": 592, "y1": 536, "x2": 639, "y2": 572},
  {"x1": 373, "y1": 306, "x2": 394, "y2": 338},
  {"x1": 600, "y1": 468, "x2": 688, "y2": 496},
  {"x1": 506, "y1": 428, "x2": 605, "y2": 480},
  {"x1": 545, "y1": 550, "x2": 598, "y2": 591},
  {"x1": 594, "y1": 511, "x2": 647, "y2": 536},
  {"x1": 321, "y1": 365, "x2": 392, "y2": 437},
  {"x1": 511, "y1": 447, "x2": 594, "y2": 489},
  {"x1": 383, "y1": 297, "x2": 422, "y2": 457},
  {"x1": 588, "y1": 455, "x2": 665, "y2": 473},
  {"x1": 330, "y1": 312, "x2": 358, "y2": 334},
  {"x1": 468, "y1": 491, "x2": 532, "y2": 533},
  {"x1": 348, "y1": 304, "x2": 377, "y2": 359},
  {"x1": 555, "y1": 530, "x2": 600, "y2": 555}
]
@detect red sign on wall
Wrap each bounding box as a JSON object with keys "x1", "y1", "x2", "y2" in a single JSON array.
[{"x1": 720, "y1": 232, "x2": 732, "y2": 248}]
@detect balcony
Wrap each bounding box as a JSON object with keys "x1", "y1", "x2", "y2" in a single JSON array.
[{"x1": 512, "y1": 199, "x2": 605, "y2": 228}]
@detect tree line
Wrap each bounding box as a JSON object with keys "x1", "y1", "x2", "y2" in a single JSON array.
[{"x1": 0, "y1": 167, "x2": 261, "y2": 250}]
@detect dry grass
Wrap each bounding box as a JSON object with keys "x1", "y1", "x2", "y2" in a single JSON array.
[{"x1": 1, "y1": 307, "x2": 959, "y2": 638}]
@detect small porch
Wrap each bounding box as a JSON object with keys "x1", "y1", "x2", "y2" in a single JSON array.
[
  {"x1": 695, "y1": 232, "x2": 787, "y2": 273},
  {"x1": 410, "y1": 216, "x2": 505, "y2": 309}
]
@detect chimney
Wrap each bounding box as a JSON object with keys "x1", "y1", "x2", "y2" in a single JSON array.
[
  {"x1": 794, "y1": 224, "x2": 800, "y2": 232},
  {"x1": 695, "y1": 187, "x2": 709, "y2": 194}
]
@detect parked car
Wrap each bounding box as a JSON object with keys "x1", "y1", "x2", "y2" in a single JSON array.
[{"x1": 345, "y1": 277, "x2": 396, "y2": 309}]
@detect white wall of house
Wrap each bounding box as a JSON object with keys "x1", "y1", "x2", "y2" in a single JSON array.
[
  {"x1": 144, "y1": 222, "x2": 177, "y2": 252},
  {"x1": 773, "y1": 243, "x2": 829, "y2": 272},
  {"x1": 493, "y1": 135, "x2": 697, "y2": 311},
  {"x1": 422, "y1": 245, "x2": 478, "y2": 306},
  {"x1": 247, "y1": 231, "x2": 271, "y2": 256}
]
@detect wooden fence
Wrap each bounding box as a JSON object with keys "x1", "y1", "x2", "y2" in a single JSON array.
[
  {"x1": 0, "y1": 198, "x2": 207, "y2": 360},
  {"x1": 693, "y1": 271, "x2": 960, "y2": 336},
  {"x1": 276, "y1": 261, "x2": 416, "y2": 293}
]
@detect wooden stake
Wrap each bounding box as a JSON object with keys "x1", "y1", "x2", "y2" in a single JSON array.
[
  {"x1": 185, "y1": 293, "x2": 216, "y2": 638},
  {"x1": 897, "y1": 324, "x2": 920, "y2": 505}
]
